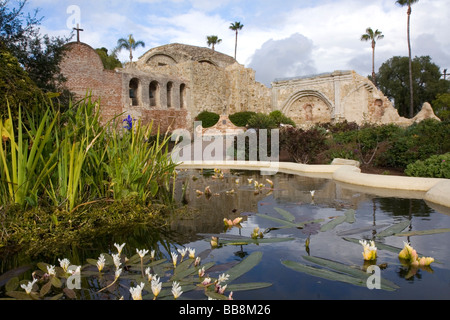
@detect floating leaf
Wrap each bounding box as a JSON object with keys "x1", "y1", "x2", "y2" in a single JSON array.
[
  {"x1": 281, "y1": 260, "x2": 366, "y2": 287},
  {"x1": 227, "y1": 251, "x2": 263, "y2": 282},
  {"x1": 226, "y1": 282, "x2": 272, "y2": 292},
  {"x1": 63, "y1": 287, "x2": 77, "y2": 299},
  {"x1": 5, "y1": 277, "x2": 19, "y2": 292},
  {"x1": 337, "y1": 224, "x2": 390, "y2": 236},
  {"x1": 6, "y1": 291, "x2": 33, "y2": 300},
  {"x1": 0, "y1": 266, "x2": 31, "y2": 288},
  {"x1": 219, "y1": 237, "x2": 295, "y2": 246},
  {"x1": 51, "y1": 276, "x2": 62, "y2": 288},
  {"x1": 302, "y1": 256, "x2": 399, "y2": 291},
  {"x1": 40, "y1": 281, "x2": 52, "y2": 297},
  {"x1": 319, "y1": 209, "x2": 355, "y2": 232},
  {"x1": 171, "y1": 262, "x2": 215, "y2": 281},
  {"x1": 205, "y1": 291, "x2": 229, "y2": 300},
  {"x1": 376, "y1": 220, "x2": 410, "y2": 238},
  {"x1": 395, "y1": 228, "x2": 450, "y2": 237},
  {"x1": 274, "y1": 207, "x2": 295, "y2": 222},
  {"x1": 256, "y1": 214, "x2": 299, "y2": 228}
]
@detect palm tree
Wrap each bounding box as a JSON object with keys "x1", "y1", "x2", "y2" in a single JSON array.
[
  {"x1": 229, "y1": 21, "x2": 244, "y2": 60},
  {"x1": 116, "y1": 34, "x2": 145, "y2": 65},
  {"x1": 206, "y1": 35, "x2": 222, "y2": 52},
  {"x1": 360, "y1": 27, "x2": 384, "y2": 86},
  {"x1": 396, "y1": 0, "x2": 419, "y2": 118}
]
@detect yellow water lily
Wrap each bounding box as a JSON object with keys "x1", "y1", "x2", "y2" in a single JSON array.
[
  {"x1": 224, "y1": 217, "x2": 243, "y2": 227},
  {"x1": 398, "y1": 242, "x2": 434, "y2": 266},
  {"x1": 359, "y1": 240, "x2": 377, "y2": 261},
  {"x1": 398, "y1": 242, "x2": 418, "y2": 262}
]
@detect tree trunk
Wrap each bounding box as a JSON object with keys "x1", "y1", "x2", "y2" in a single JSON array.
[
  {"x1": 407, "y1": 5, "x2": 414, "y2": 118},
  {"x1": 372, "y1": 40, "x2": 376, "y2": 86},
  {"x1": 234, "y1": 31, "x2": 238, "y2": 60}
]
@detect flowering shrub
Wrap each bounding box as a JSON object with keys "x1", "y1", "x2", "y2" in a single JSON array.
[{"x1": 405, "y1": 152, "x2": 450, "y2": 178}]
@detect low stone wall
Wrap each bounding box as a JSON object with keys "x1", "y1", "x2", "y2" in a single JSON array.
[{"x1": 176, "y1": 160, "x2": 450, "y2": 209}]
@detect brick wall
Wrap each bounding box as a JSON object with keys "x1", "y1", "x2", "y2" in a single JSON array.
[{"x1": 60, "y1": 42, "x2": 123, "y2": 123}]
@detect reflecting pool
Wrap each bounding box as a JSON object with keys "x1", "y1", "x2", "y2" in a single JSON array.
[{"x1": 1, "y1": 168, "x2": 450, "y2": 300}]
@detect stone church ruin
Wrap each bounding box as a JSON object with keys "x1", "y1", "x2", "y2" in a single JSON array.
[{"x1": 59, "y1": 41, "x2": 439, "y2": 133}]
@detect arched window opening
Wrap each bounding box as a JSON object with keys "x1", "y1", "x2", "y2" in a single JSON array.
[
  {"x1": 180, "y1": 83, "x2": 186, "y2": 109},
  {"x1": 149, "y1": 81, "x2": 160, "y2": 107},
  {"x1": 167, "y1": 82, "x2": 173, "y2": 108},
  {"x1": 129, "y1": 78, "x2": 140, "y2": 106}
]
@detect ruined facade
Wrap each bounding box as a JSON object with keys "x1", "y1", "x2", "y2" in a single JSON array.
[{"x1": 59, "y1": 42, "x2": 439, "y2": 133}]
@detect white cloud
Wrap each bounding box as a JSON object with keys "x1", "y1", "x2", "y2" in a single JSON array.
[{"x1": 248, "y1": 33, "x2": 317, "y2": 87}]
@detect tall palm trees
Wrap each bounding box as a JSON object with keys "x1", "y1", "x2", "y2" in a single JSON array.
[
  {"x1": 116, "y1": 34, "x2": 145, "y2": 65},
  {"x1": 229, "y1": 21, "x2": 244, "y2": 60},
  {"x1": 206, "y1": 35, "x2": 222, "y2": 52},
  {"x1": 361, "y1": 27, "x2": 384, "y2": 86},
  {"x1": 396, "y1": 0, "x2": 419, "y2": 118}
]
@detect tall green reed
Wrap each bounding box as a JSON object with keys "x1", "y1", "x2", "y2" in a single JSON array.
[{"x1": 1, "y1": 95, "x2": 178, "y2": 211}]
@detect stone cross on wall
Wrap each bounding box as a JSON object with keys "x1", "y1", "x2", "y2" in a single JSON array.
[{"x1": 73, "y1": 23, "x2": 84, "y2": 42}]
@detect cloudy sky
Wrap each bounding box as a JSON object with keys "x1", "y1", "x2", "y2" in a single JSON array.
[{"x1": 21, "y1": 0, "x2": 450, "y2": 87}]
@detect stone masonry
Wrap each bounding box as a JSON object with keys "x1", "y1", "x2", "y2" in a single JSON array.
[{"x1": 60, "y1": 42, "x2": 439, "y2": 133}]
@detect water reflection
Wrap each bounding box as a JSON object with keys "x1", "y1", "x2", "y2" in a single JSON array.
[{"x1": 1, "y1": 169, "x2": 450, "y2": 300}]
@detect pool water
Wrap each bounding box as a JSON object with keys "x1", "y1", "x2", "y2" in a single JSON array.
[
  {"x1": 1, "y1": 168, "x2": 450, "y2": 300},
  {"x1": 169, "y1": 169, "x2": 450, "y2": 300}
]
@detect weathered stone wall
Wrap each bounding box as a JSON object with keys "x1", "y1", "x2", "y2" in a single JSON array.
[
  {"x1": 59, "y1": 42, "x2": 123, "y2": 122},
  {"x1": 271, "y1": 70, "x2": 439, "y2": 127}
]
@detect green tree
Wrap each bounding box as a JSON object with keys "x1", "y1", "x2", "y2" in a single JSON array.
[
  {"x1": 0, "y1": 44, "x2": 45, "y2": 119},
  {"x1": 206, "y1": 35, "x2": 222, "y2": 52},
  {"x1": 0, "y1": 0, "x2": 71, "y2": 96},
  {"x1": 360, "y1": 27, "x2": 384, "y2": 86},
  {"x1": 432, "y1": 93, "x2": 450, "y2": 121},
  {"x1": 115, "y1": 34, "x2": 145, "y2": 64},
  {"x1": 396, "y1": 0, "x2": 419, "y2": 118},
  {"x1": 376, "y1": 56, "x2": 450, "y2": 117},
  {"x1": 95, "y1": 47, "x2": 122, "y2": 70},
  {"x1": 229, "y1": 21, "x2": 243, "y2": 60}
]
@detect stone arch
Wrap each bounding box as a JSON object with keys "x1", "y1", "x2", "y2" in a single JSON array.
[
  {"x1": 197, "y1": 58, "x2": 218, "y2": 67},
  {"x1": 167, "y1": 81, "x2": 173, "y2": 108},
  {"x1": 281, "y1": 90, "x2": 334, "y2": 125},
  {"x1": 129, "y1": 78, "x2": 141, "y2": 106},
  {"x1": 146, "y1": 53, "x2": 177, "y2": 66},
  {"x1": 149, "y1": 80, "x2": 160, "y2": 107}
]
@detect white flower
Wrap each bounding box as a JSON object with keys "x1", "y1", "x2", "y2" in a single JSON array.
[
  {"x1": 97, "y1": 254, "x2": 106, "y2": 272},
  {"x1": 310, "y1": 190, "x2": 315, "y2": 197},
  {"x1": 112, "y1": 253, "x2": 121, "y2": 269},
  {"x1": 188, "y1": 248, "x2": 196, "y2": 259},
  {"x1": 202, "y1": 277, "x2": 211, "y2": 286},
  {"x1": 171, "y1": 252, "x2": 178, "y2": 267},
  {"x1": 129, "y1": 282, "x2": 145, "y2": 300},
  {"x1": 47, "y1": 265, "x2": 56, "y2": 276},
  {"x1": 194, "y1": 256, "x2": 201, "y2": 267},
  {"x1": 150, "y1": 250, "x2": 155, "y2": 260},
  {"x1": 218, "y1": 273, "x2": 230, "y2": 284},
  {"x1": 177, "y1": 248, "x2": 188, "y2": 260},
  {"x1": 151, "y1": 276, "x2": 162, "y2": 298},
  {"x1": 114, "y1": 243, "x2": 126, "y2": 255},
  {"x1": 247, "y1": 178, "x2": 253, "y2": 184},
  {"x1": 58, "y1": 258, "x2": 70, "y2": 273},
  {"x1": 198, "y1": 266, "x2": 205, "y2": 278},
  {"x1": 137, "y1": 248, "x2": 149, "y2": 258},
  {"x1": 218, "y1": 284, "x2": 227, "y2": 295},
  {"x1": 171, "y1": 281, "x2": 183, "y2": 299},
  {"x1": 21, "y1": 278, "x2": 37, "y2": 294},
  {"x1": 115, "y1": 268, "x2": 122, "y2": 280},
  {"x1": 144, "y1": 267, "x2": 154, "y2": 282}
]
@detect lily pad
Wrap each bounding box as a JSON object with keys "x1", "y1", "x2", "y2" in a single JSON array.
[
  {"x1": 375, "y1": 220, "x2": 411, "y2": 238},
  {"x1": 227, "y1": 251, "x2": 263, "y2": 282}
]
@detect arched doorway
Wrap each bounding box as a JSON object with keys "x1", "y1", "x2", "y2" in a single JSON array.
[
  {"x1": 167, "y1": 81, "x2": 173, "y2": 108},
  {"x1": 180, "y1": 83, "x2": 186, "y2": 109},
  {"x1": 149, "y1": 81, "x2": 160, "y2": 107},
  {"x1": 129, "y1": 78, "x2": 140, "y2": 106}
]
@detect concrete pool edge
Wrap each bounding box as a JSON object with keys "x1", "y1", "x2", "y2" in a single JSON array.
[{"x1": 176, "y1": 160, "x2": 450, "y2": 209}]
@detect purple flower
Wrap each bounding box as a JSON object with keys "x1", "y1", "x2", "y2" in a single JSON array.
[{"x1": 123, "y1": 115, "x2": 133, "y2": 130}]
